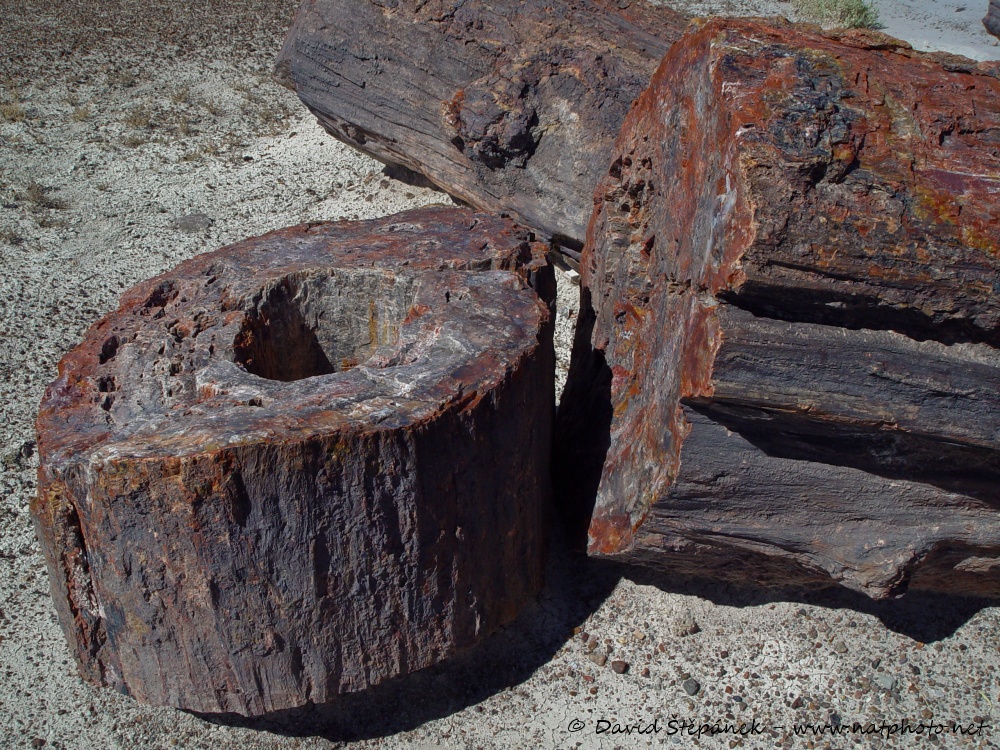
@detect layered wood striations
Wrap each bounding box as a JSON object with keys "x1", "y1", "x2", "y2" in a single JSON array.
[
  {"x1": 34, "y1": 207, "x2": 555, "y2": 716},
  {"x1": 275, "y1": 0, "x2": 688, "y2": 246},
  {"x1": 556, "y1": 20, "x2": 1000, "y2": 598}
]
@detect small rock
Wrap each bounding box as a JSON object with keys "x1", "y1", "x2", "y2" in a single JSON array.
[
  {"x1": 790, "y1": 696, "x2": 803, "y2": 709},
  {"x1": 682, "y1": 678, "x2": 701, "y2": 696},
  {"x1": 641, "y1": 667, "x2": 651, "y2": 678},
  {"x1": 588, "y1": 652, "x2": 607, "y2": 667},
  {"x1": 875, "y1": 674, "x2": 897, "y2": 691},
  {"x1": 833, "y1": 640, "x2": 848, "y2": 654},
  {"x1": 672, "y1": 612, "x2": 700, "y2": 637},
  {"x1": 611, "y1": 660, "x2": 629, "y2": 674},
  {"x1": 170, "y1": 212, "x2": 214, "y2": 233},
  {"x1": 586, "y1": 637, "x2": 598, "y2": 652}
]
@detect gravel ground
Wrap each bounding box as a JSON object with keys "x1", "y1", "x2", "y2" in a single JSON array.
[{"x1": 2, "y1": 1, "x2": 999, "y2": 748}]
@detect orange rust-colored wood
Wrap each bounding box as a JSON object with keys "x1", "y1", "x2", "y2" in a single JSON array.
[{"x1": 557, "y1": 19, "x2": 1000, "y2": 598}]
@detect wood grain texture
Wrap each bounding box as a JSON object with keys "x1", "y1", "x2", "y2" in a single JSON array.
[
  {"x1": 275, "y1": 0, "x2": 688, "y2": 246},
  {"x1": 556, "y1": 18, "x2": 1000, "y2": 597},
  {"x1": 630, "y1": 408, "x2": 1000, "y2": 597},
  {"x1": 34, "y1": 207, "x2": 555, "y2": 715}
]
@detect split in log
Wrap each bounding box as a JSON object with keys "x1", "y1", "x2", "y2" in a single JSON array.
[
  {"x1": 275, "y1": 0, "x2": 689, "y2": 247},
  {"x1": 555, "y1": 19, "x2": 1000, "y2": 599},
  {"x1": 33, "y1": 207, "x2": 555, "y2": 716}
]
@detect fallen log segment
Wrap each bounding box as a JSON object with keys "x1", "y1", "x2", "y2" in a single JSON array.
[
  {"x1": 275, "y1": 0, "x2": 688, "y2": 247},
  {"x1": 33, "y1": 207, "x2": 555, "y2": 716},
  {"x1": 556, "y1": 19, "x2": 1000, "y2": 598}
]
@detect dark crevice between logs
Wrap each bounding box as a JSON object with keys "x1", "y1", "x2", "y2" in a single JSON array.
[{"x1": 552, "y1": 288, "x2": 612, "y2": 550}]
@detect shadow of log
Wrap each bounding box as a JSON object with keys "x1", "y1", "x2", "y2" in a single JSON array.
[
  {"x1": 194, "y1": 531, "x2": 995, "y2": 739},
  {"x1": 616, "y1": 549, "x2": 998, "y2": 644}
]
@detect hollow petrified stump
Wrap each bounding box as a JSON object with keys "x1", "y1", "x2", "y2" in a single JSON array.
[
  {"x1": 33, "y1": 207, "x2": 555, "y2": 716},
  {"x1": 556, "y1": 19, "x2": 1000, "y2": 599},
  {"x1": 275, "y1": 0, "x2": 688, "y2": 247},
  {"x1": 986, "y1": 0, "x2": 1000, "y2": 38}
]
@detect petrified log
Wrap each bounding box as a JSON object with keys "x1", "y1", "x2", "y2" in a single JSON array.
[
  {"x1": 556, "y1": 19, "x2": 1000, "y2": 598},
  {"x1": 275, "y1": 0, "x2": 688, "y2": 247},
  {"x1": 986, "y1": 0, "x2": 1000, "y2": 38},
  {"x1": 33, "y1": 207, "x2": 555, "y2": 716}
]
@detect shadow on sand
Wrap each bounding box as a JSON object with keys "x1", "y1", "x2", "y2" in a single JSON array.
[{"x1": 198, "y1": 530, "x2": 995, "y2": 742}]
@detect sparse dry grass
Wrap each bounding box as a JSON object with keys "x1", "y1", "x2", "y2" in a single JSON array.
[
  {"x1": 791, "y1": 0, "x2": 883, "y2": 28},
  {"x1": 20, "y1": 180, "x2": 69, "y2": 210},
  {"x1": 121, "y1": 133, "x2": 149, "y2": 148},
  {"x1": 0, "y1": 226, "x2": 24, "y2": 245},
  {"x1": 1, "y1": 102, "x2": 26, "y2": 122},
  {"x1": 170, "y1": 85, "x2": 192, "y2": 105},
  {"x1": 123, "y1": 104, "x2": 153, "y2": 129}
]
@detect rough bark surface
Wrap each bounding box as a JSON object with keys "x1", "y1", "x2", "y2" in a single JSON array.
[
  {"x1": 556, "y1": 19, "x2": 1000, "y2": 598},
  {"x1": 986, "y1": 0, "x2": 1000, "y2": 38},
  {"x1": 275, "y1": 0, "x2": 688, "y2": 247},
  {"x1": 34, "y1": 207, "x2": 555, "y2": 716}
]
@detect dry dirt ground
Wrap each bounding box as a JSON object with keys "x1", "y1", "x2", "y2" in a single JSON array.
[{"x1": 1, "y1": 1, "x2": 999, "y2": 749}]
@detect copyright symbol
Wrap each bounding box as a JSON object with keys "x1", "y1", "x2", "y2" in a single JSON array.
[{"x1": 567, "y1": 718, "x2": 585, "y2": 732}]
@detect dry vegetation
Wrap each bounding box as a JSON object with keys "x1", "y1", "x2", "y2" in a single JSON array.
[{"x1": 791, "y1": 0, "x2": 882, "y2": 28}]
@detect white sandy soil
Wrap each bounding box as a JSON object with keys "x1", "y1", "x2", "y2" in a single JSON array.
[{"x1": 1, "y1": 1, "x2": 999, "y2": 749}]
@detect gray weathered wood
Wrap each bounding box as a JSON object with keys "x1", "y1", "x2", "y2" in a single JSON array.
[
  {"x1": 628, "y1": 407, "x2": 1000, "y2": 598},
  {"x1": 709, "y1": 304, "x2": 1000, "y2": 452},
  {"x1": 275, "y1": 0, "x2": 688, "y2": 247}
]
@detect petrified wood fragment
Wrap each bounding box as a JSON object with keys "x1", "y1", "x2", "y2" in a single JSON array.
[
  {"x1": 986, "y1": 0, "x2": 1000, "y2": 38},
  {"x1": 275, "y1": 0, "x2": 688, "y2": 247},
  {"x1": 33, "y1": 207, "x2": 555, "y2": 716},
  {"x1": 556, "y1": 19, "x2": 1000, "y2": 598}
]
